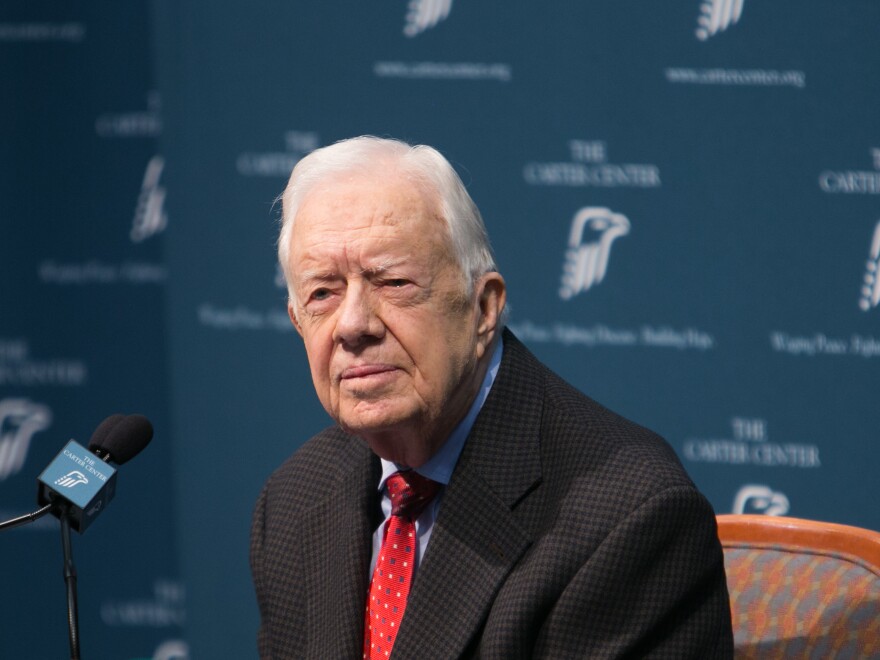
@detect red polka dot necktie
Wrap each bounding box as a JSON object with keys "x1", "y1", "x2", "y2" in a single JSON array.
[{"x1": 364, "y1": 471, "x2": 441, "y2": 659}]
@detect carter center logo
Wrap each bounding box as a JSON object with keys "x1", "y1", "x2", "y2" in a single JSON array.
[
  {"x1": 559, "y1": 207, "x2": 629, "y2": 300},
  {"x1": 131, "y1": 155, "x2": 168, "y2": 243},
  {"x1": 0, "y1": 398, "x2": 52, "y2": 481},
  {"x1": 860, "y1": 220, "x2": 880, "y2": 312},
  {"x1": 56, "y1": 470, "x2": 89, "y2": 488},
  {"x1": 732, "y1": 484, "x2": 790, "y2": 516},
  {"x1": 696, "y1": 0, "x2": 744, "y2": 41},
  {"x1": 403, "y1": 0, "x2": 453, "y2": 37}
]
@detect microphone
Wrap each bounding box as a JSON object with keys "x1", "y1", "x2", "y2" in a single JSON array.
[
  {"x1": 35, "y1": 414, "x2": 153, "y2": 534},
  {"x1": 3, "y1": 413, "x2": 155, "y2": 660},
  {"x1": 89, "y1": 414, "x2": 153, "y2": 465},
  {"x1": 86, "y1": 413, "x2": 127, "y2": 456}
]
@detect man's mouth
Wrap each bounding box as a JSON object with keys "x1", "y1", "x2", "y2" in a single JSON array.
[{"x1": 339, "y1": 364, "x2": 398, "y2": 380}]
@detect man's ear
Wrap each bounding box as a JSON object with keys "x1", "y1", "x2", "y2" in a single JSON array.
[
  {"x1": 288, "y1": 300, "x2": 304, "y2": 337},
  {"x1": 475, "y1": 272, "x2": 506, "y2": 352}
]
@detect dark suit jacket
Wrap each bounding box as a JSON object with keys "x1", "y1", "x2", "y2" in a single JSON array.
[{"x1": 251, "y1": 331, "x2": 733, "y2": 658}]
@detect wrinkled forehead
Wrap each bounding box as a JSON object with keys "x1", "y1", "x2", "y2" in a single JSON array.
[
  {"x1": 289, "y1": 172, "x2": 457, "y2": 272},
  {"x1": 293, "y1": 171, "x2": 446, "y2": 237}
]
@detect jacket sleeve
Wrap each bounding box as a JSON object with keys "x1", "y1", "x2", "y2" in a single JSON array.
[{"x1": 250, "y1": 482, "x2": 270, "y2": 659}]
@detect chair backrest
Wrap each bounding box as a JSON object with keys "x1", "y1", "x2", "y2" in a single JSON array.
[{"x1": 717, "y1": 514, "x2": 880, "y2": 659}]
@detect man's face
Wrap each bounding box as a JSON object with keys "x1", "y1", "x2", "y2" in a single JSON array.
[{"x1": 286, "y1": 172, "x2": 504, "y2": 466}]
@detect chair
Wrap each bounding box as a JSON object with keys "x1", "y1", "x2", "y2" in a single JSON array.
[{"x1": 717, "y1": 514, "x2": 880, "y2": 659}]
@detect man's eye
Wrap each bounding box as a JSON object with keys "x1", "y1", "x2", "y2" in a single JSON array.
[
  {"x1": 386, "y1": 279, "x2": 409, "y2": 288},
  {"x1": 311, "y1": 288, "x2": 331, "y2": 301}
]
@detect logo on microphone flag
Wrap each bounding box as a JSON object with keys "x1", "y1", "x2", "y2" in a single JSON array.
[{"x1": 55, "y1": 470, "x2": 89, "y2": 488}]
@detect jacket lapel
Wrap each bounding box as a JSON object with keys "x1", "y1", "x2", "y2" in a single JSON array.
[
  {"x1": 301, "y1": 438, "x2": 380, "y2": 658},
  {"x1": 391, "y1": 332, "x2": 544, "y2": 658}
]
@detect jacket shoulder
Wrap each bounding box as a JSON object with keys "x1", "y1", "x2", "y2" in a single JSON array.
[
  {"x1": 258, "y1": 426, "x2": 369, "y2": 516},
  {"x1": 501, "y1": 331, "x2": 696, "y2": 498}
]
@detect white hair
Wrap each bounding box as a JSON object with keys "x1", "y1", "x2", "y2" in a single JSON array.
[{"x1": 277, "y1": 136, "x2": 498, "y2": 296}]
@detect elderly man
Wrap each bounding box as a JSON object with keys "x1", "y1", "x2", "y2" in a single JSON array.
[{"x1": 251, "y1": 136, "x2": 733, "y2": 658}]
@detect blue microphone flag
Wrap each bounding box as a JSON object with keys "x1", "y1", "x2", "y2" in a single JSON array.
[{"x1": 37, "y1": 440, "x2": 118, "y2": 533}]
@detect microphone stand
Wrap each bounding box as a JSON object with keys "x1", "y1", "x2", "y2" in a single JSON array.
[
  {"x1": 59, "y1": 505, "x2": 82, "y2": 660},
  {"x1": 0, "y1": 503, "x2": 53, "y2": 531}
]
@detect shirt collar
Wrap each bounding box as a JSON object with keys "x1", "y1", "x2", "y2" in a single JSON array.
[{"x1": 378, "y1": 338, "x2": 504, "y2": 490}]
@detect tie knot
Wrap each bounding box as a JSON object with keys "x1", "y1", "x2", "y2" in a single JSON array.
[{"x1": 386, "y1": 471, "x2": 440, "y2": 519}]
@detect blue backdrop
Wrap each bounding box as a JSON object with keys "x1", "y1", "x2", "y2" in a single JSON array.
[{"x1": 3, "y1": 1, "x2": 878, "y2": 658}]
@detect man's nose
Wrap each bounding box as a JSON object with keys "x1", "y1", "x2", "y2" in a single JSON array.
[{"x1": 333, "y1": 283, "x2": 384, "y2": 346}]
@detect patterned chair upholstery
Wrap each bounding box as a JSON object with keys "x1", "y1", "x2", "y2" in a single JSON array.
[{"x1": 717, "y1": 514, "x2": 880, "y2": 659}]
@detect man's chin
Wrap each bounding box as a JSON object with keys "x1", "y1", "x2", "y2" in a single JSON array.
[
  {"x1": 339, "y1": 419, "x2": 405, "y2": 440},
  {"x1": 337, "y1": 408, "x2": 422, "y2": 450}
]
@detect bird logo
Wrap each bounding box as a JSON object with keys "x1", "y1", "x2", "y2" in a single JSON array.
[
  {"x1": 131, "y1": 155, "x2": 168, "y2": 243},
  {"x1": 559, "y1": 207, "x2": 630, "y2": 300},
  {"x1": 0, "y1": 398, "x2": 52, "y2": 481},
  {"x1": 696, "y1": 0, "x2": 744, "y2": 41},
  {"x1": 55, "y1": 470, "x2": 89, "y2": 489},
  {"x1": 859, "y1": 220, "x2": 880, "y2": 312},
  {"x1": 403, "y1": 0, "x2": 453, "y2": 38},
  {"x1": 732, "y1": 484, "x2": 790, "y2": 516}
]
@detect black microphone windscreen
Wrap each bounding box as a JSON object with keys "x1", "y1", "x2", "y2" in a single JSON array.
[
  {"x1": 88, "y1": 414, "x2": 127, "y2": 453},
  {"x1": 102, "y1": 414, "x2": 154, "y2": 465}
]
